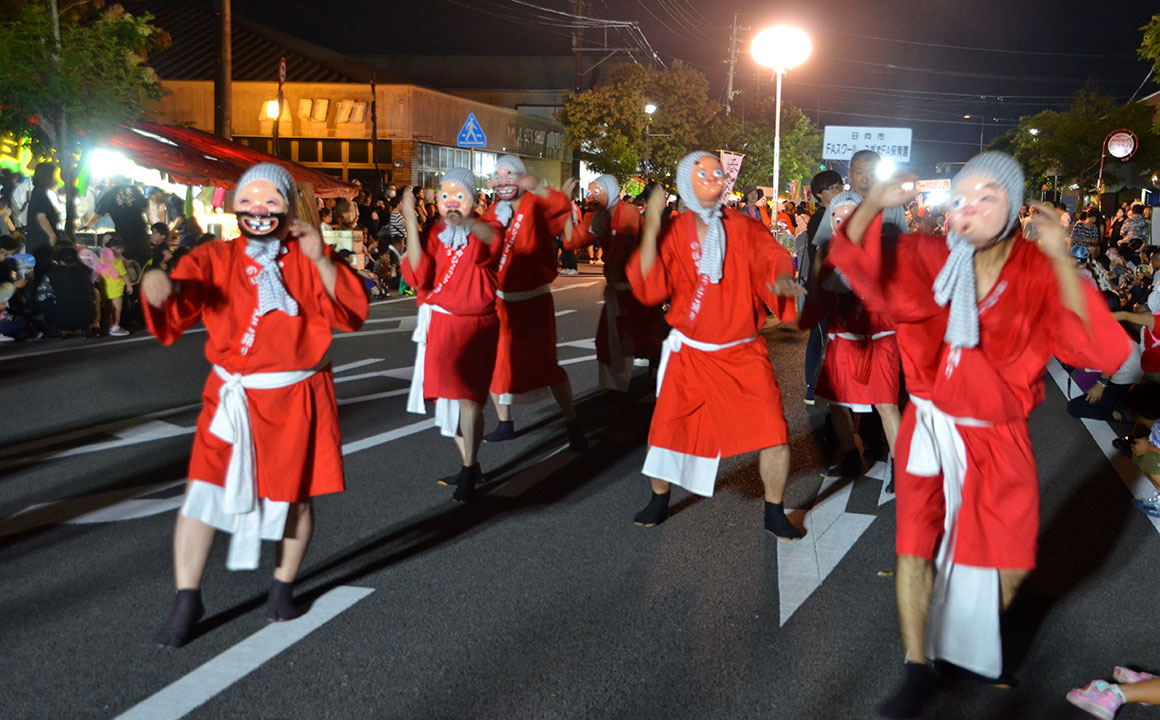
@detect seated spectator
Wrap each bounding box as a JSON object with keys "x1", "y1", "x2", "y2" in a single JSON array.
[
  {"x1": 337, "y1": 248, "x2": 384, "y2": 299},
  {"x1": 1068, "y1": 666, "x2": 1160, "y2": 718},
  {"x1": 148, "y1": 222, "x2": 168, "y2": 251},
  {"x1": 1068, "y1": 294, "x2": 1142, "y2": 423},
  {"x1": 319, "y1": 208, "x2": 337, "y2": 232},
  {"x1": 1122, "y1": 203, "x2": 1149, "y2": 243},
  {"x1": 0, "y1": 282, "x2": 29, "y2": 341},
  {"x1": 36, "y1": 244, "x2": 98, "y2": 337},
  {"x1": 1070, "y1": 210, "x2": 1101, "y2": 249}
]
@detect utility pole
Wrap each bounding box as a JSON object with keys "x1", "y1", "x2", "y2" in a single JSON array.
[
  {"x1": 572, "y1": 0, "x2": 585, "y2": 91},
  {"x1": 214, "y1": 0, "x2": 232, "y2": 139},
  {"x1": 724, "y1": 13, "x2": 741, "y2": 115}
]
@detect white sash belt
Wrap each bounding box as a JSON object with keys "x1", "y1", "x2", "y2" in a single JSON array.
[
  {"x1": 905, "y1": 395, "x2": 1003, "y2": 678},
  {"x1": 406, "y1": 304, "x2": 451, "y2": 415},
  {"x1": 656, "y1": 329, "x2": 756, "y2": 398},
  {"x1": 208, "y1": 363, "x2": 318, "y2": 570},
  {"x1": 497, "y1": 283, "x2": 551, "y2": 303},
  {"x1": 827, "y1": 330, "x2": 897, "y2": 341}
]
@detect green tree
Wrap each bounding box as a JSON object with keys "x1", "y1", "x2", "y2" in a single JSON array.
[
  {"x1": 557, "y1": 62, "x2": 722, "y2": 186},
  {"x1": 723, "y1": 96, "x2": 822, "y2": 196},
  {"x1": 1140, "y1": 14, "x2": 1160, "y2": 81},
  {"x1": 1008, "y1": 91, "x2": 1160, "y2": 198},
  {"x1": 0, "y1": 1, "x2": 167, "y2": 237}
]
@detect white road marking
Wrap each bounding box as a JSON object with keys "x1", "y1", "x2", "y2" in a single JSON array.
[
  {"x1": 559, "y1": 354, "x2": 597, "y2": 366},
  {"x1": 555, "y1": 309, "x2": 577, "y2": 317},
  {"x1": 1046, "y1": 360, "x2": 1160, "y2": 534},
  {"x1": 0, "y1": 423, "x2": 197, "y2": 471},
  {"x1": 112, "y1": 586, "x2": 375, "y2": 720},
  {"x1": 552, "y1": 280, "x2": 602, "y2": 291},
  {"x1": 778, "y1": 477, "x2": 876, "y2": 626},
  {"x1": 341, "y1": 419, "x2": 436, "y2": 455},
  {"x1": 558, "y1": 339, "x2": 597, "y2": 350},
  {"x1": 489, "y1": 445, "x2": 575, "y2": 498},
  {"x1": 2, "y1": 480, "x2": 186, "y2": 536},
  {"x1": 336, "y1": 388, "x2": 409, "y2": 406},
  {"x1": 0, "y1": 328, "x2": 208, "y2": 362},
  {"x1": 332, "y1": 358, "x2": 384, "y2": 373},
  {"x1": 865, "y1": 460, "x2": 895, "y2": 506},
  {"x1": 0, "y1": 404, "x2": 201, "y2": 461}
]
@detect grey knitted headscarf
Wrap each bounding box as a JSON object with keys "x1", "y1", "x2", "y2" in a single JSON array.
[
  {"x1": 492, "y1": 155, "x2": 526, "y2": 227},
  {"x1": 933, "y1": 151, "x2": 1025, "y2": 349},
  {"x1": 675, "y1": 150, "x2": 726, "y2": 284},
  {"x1": 236, "y1": 163, "x2": 299, "y2": 317},
  {"x1": 593, "y1": 174, "x2": 620, "y2": 213},
  {"x1": 437, "y1": 167, "x2": 477, "y2": 250}
]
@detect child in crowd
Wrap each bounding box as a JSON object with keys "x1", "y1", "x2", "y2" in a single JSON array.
[
  {"x1": 98, "y1": 233, "x2": 134, "y2": 336},
  {"x1": 1068, "y1": 666, "x2": 1160, "y2": 718}
]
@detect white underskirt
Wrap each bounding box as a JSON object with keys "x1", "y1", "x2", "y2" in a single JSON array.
[
  {"x1": 642, "y1": 445, "x2": 721, "y2": 497},
  {"x1": 181, "y1": 480, "x2": 290, "y2": 571}
]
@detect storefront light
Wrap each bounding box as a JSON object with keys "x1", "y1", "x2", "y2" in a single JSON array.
[
  {"x1": 265, "y1": 100, "x2": 281, "y2": 120},
  {"x1": 88, "y1": 148, "x2": 135, "y2": 180}
]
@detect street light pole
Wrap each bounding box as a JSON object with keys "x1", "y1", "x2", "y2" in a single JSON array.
[
  {"x1": 643, "y1": 102, "x2": 657, "y2": 181},
  {"x1": 772, "y1": 69, "x2": 783, "y2": 213},
  {"x1": 750, "y1": 25, "x2": 811, "y2": 212}
]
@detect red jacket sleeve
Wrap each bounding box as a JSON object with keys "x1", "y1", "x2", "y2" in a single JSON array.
[
  {"x1": 752, "y1": 223, "x2": 798, "y2": 324},
  {"x1": 1045, "y1": 264, "x2": 1132, "y2": 375},
  {"x1": 565, "y1": 212, "x2": 598, "y2": 251},
  {"x1": 473, "y1": 218, "x2": 506, "y2": 267},
  {"x1": 628, "y1": 223, "x2": 675, "y2": 307},
  {"x1": 540, "y1": 188, "x2": 573, "y2": 238},
  {"x1": 144, "y1": 244, "x2": 212, "y2": 346},
  {"x1": 317, "y1": 245, "x2": 369, "y2": 333},
  {"x1": 401, "y1": 227, "x2": 438, "y2": 291}
]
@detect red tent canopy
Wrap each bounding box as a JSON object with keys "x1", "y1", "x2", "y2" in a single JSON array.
[{"x1": 100, "y1": 121, "x2": 358, "y2": 199}]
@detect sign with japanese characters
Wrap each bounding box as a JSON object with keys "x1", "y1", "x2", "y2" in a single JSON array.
[{"x1": 822, "y1": 126, "x2": 912, "y2": 163}]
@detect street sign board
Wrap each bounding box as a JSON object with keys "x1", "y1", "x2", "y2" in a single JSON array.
[
  {"x1": 720, "y1": 150, "x2": 744, "y2": 198},
  {"x1": 914, "y1": 179, "x2": 950, "y2": 192},
  {"x1": 456, "y1": 113, "x2": 487, "y2": 148},
  {"x1": 1108, "y1": 131, "x2": 1136, "y2": 159},
  {"x1": 822, "y1": 126, "x2": 912, "y2": 163}
]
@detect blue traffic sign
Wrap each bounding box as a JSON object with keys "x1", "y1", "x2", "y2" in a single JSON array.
[{"x1": 456, "y1": 113, "x2": 487, "y2": 148}]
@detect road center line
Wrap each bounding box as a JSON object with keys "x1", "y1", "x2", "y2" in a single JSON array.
[{"x1": 112, "y1": 586, "x2": 374, "y2": 720}]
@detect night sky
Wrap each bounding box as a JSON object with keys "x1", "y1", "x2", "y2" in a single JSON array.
[{"x1": 214, "y1": 0, "x2": 1156, "y2": 176}]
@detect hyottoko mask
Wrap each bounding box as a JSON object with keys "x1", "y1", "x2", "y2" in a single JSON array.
[
  {"x1": 437, "y1": 181, "x2": 472, "y2": 225},
  {"x1": 830, "y1": 203, "x2": 856, "y2": 233},
  {"x1": 491, "y1": 164, "x2": 521, "y2": 202},
  {"x1": 946, "y1": 176, "x2": 1010, "y2": 248},
  {"x1": 586, "y1": 181, "x2": 609, "y2": 210},
  {"x1": 234, "y1": 178, "x2": 290, "y2": 239},
  {"x1": 690, "y1": 156, "x2": 725, "y2": 208}
]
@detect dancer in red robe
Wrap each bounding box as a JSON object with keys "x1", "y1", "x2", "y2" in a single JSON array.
[
  {"x1": 626, "y1": 150, "x2": 805, "y2": 538},
  {"x1": 828, "y1": 152, "x2": 1130, "y2": 718},
  {"x1": 141, "y1": 163, "x2": 369, "y2": 648},
  {"x1": 481, "y1": 155, "x2": 586, "y2": 451},
  {"x1": 812, "y1": 189, "x2": 902, "y2": 487},
  {"x1": 400, "y1": 168, "x2": 504, "y2": 502},
  {"x1": 564, "y1": 173, "x2": 664, "y2": 391}
]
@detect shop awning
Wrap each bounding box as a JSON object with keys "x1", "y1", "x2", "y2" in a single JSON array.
[{"x1": 100, "y1": 121, "x2": 358, "y2": 199}]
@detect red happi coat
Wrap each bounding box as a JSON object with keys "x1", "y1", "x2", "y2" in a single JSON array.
[
  {"x1": 144, "y1": 237, "x2": 368, "y2": 502},
  {"x1": 567, "y1": 201, "x2": 665, "y2": 368},
  {"x1": 401, "y1": 219, "x2": 504, "y2": 403},
  {"x1": 830, "y1": 216, "x2": 1129, "y2": 567},
  {"x1": 627, "y1": 209, "x2": 797, "y2": 458},
  {"x1": 483, "y1": 189, "x2": 572, "y2": 397}
]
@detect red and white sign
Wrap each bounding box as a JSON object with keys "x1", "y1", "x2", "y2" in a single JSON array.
[{"x1": 1107, "y1": 131, "x2": 1137, "y2": 160}]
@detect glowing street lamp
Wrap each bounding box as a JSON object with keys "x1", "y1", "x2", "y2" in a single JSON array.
[
  {"x1": 751, "y1": 25, "x2": 812, "y2": 208},
  {"x1": 643, "y1": 102, "x2": 664, "y2": 181},
  {"x1": 1029, "y1": 127, "x2": 1040, "y2": 136}
]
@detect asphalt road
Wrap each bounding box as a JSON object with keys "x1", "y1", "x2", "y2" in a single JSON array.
[{"x1": 1, "y1": 264, "x2": 1157, "y2": 720}]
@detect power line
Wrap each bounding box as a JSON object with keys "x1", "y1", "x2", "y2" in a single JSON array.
[
  {"x1": 829, "y1": 56, "x2": 1135, "y2": 85},
  {"x1": 817, "y1": 108, "x2": 1019, "y2": 127},
  {"x1": 787, "y1": 80, "x2": 1097, "y2": 100},
  {"x1": 827, "y1": 29, "x2": 1134, "y2": 59}
]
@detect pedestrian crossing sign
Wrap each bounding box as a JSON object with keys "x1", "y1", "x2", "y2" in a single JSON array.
[{"x1": 456, "y1": 113, "x2": 487, "y2": 148}]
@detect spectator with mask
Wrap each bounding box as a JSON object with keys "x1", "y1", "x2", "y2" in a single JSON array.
[{"x1": 36, "y1": 244, "x2": 98, "y2": 337}]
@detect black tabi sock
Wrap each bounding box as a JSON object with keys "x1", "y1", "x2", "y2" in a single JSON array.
[
  {"x1": 483, "y1": 420, "x2": 515, "y2": 443},
  {"x1": 266, "y1": 580, "x2": 301, "y2": 621},
  {"x1": 764, "y1": 501, "x2": 803, "y2": 540},
  {"x1": 879, "y1": 661, "x2": 937, "y2": 719},
  {"x1": 566, "y1": 419, "x2": 588, "y2": 452},
  {"x1": 633, "y1": 491, "x2": 670, "y2": 527},
  {"x1": 452, "y1": 464, "x2": 480, "y2": 503},
  {"x1": 154, "y1": 588, "x2": 204, "y2": 649}
]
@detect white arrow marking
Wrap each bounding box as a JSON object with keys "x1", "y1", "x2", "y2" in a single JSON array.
[
  {"x1": 778, "y1": 478, "x2": 876, "y2": 626},
  {"x1": 113, "y1": 586, "x2": 375, "y2": 720},
  {"x1": 1046, "y1": 360, "x2": 1160, "y2": 535},
  {"x1": 865, "y1": 460, "x2": 895, "y2": 506}
]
